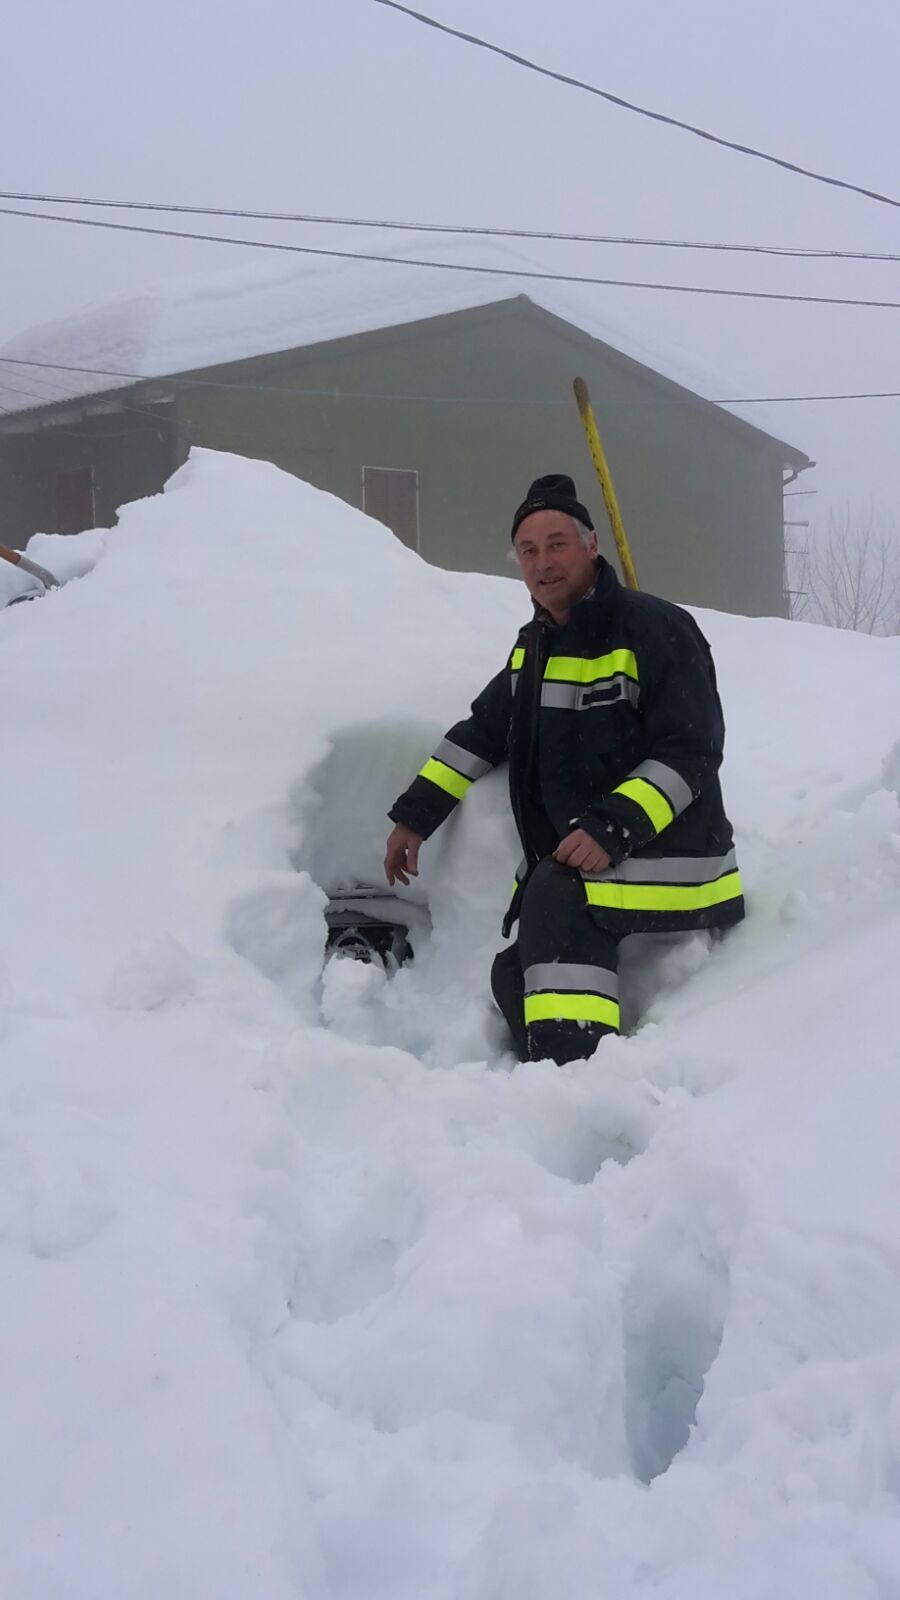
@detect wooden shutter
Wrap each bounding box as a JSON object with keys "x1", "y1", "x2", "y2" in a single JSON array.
[
  {"x1": 55, "y1": 467, "x2": 96, "y2": 534},
  {"x1": 362, "y1": 466, "x2": 419, "y2": 551}
]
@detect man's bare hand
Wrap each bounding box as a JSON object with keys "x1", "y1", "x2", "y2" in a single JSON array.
[
  {"x1": 384, "y1": 823, "x2": 424, "y2": 887},
  {"x1": 553, "y1": 828, "x2": 612, "y2": 874}
]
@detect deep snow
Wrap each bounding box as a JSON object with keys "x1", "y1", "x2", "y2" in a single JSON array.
[{"x1": 1, "y1": 451, "x2": 899, "y2": 1599}]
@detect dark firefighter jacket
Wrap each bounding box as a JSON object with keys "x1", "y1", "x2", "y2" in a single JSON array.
[{"x1": 390, "y1": 559, "x2": 744, "y2": 934}]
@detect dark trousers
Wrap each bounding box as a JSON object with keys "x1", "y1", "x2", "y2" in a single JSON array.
[{"x1": 490, "y1": 856, "x2": 620, "y2": 1065}]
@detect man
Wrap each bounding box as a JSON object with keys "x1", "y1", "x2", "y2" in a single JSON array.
[{"x1": 385, "y1": 474, "x2": 744, "y2": 1065}]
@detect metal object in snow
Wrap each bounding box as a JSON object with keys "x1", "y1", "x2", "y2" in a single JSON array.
[
  {"x1": 0, "y1": 543, "x2": 60, "y2": 597},
  {"x1": 324, "y1": 888, "x2": 427, "y2": 973}
]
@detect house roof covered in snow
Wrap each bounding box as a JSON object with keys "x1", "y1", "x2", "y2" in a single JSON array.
[{"x1": 0, "y1": 236, "x2": 807, "y2": 459}]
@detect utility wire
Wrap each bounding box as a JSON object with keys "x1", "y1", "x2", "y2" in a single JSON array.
[
  {"x1": 0, "y1": 363, "x2": 174, "y2": 425},
  {"x1": 2, "y1": 351, "x2": 899, "y2": 407},
  {"x1": 4, "y1": 203, "x2": 900, "y2": 312},
  {"x1": 372, "y1": 0, "x2": 900, "y2": 214},
  {"x1": 0, "y1": 373, "x2": 72, "y2": 407},
  {"x1": 0, "y1": 361, "x2": 95, "y2": 408},
  {"x1": 1, "y1": 188, "x2": 898, "y2": 262}
]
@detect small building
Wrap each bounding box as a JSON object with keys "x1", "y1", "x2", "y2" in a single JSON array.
[{"x1": 0, "y1": 246, "x2": 811, "y2": 614}]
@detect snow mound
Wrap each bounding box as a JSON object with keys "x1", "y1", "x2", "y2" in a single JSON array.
[{"x1": 1, "y1": 450, "x2": 899, "y2": 1599}]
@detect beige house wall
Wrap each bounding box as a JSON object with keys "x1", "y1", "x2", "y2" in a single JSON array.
[{"x1": 0, "y1": 410, "x2": 174, "y2": 545}]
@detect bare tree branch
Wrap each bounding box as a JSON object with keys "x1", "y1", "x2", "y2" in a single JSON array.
[{"x1": 792, "y1": 506, "x2": 900, "y2": 634}]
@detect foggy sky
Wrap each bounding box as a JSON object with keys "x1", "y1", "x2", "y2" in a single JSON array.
[{"x1": 4, "y1": 0, "x2": 900, "y2": 547}]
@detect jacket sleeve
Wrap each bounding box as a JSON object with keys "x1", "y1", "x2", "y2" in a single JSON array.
[
  {"x1": 388, "y1": 660, "x2": 513, "y2": 839},
  {"x1": 575, "y1": 612, "x2": 726, "y2": 860}
]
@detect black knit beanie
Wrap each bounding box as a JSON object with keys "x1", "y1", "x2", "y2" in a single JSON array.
[{"x1": 510, "y1": 474, "x2": 594, "y2": 542}]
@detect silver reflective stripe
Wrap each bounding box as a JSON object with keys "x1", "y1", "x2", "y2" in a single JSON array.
[
  {"x1": 580, "y1": 675, "x2": 640, "y2": 709},
  {"x1": 434, "y1": 737, "x2": 492, "y2": 781},
  {"x1": 541, "y1": 676, "x2": 639, "y2": 710},
  {"x1": 524, "y1": 961, "x2": 619, "y2": 999},
  {"x1": 515, "y1": 857, "x2": 528, "y2": 882},
  {"x1": 631, "y1": 759, "x2": 694, "y2": 816},
  {"x1": 541, "y1": 681, "x2": 579, "y2": 710},
  {"x1": 582, "y1": 849, "x2": 737, "y2": 885}
]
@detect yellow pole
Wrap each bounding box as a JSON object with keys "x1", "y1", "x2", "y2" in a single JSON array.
[{"x1": 573, "y1": 376, "x2": 639, "y2": 591}]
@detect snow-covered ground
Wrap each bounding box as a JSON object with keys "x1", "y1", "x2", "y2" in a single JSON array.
[{"x1": 1, "y1": 451, "x2": 899, "y2": 1599}]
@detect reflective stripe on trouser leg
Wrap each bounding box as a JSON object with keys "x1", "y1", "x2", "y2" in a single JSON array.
[
  {"x1": 581, "y1": 850, "x2": 745, "y2": 934},
  {"x1": 516, "y1": 857, "x2": 621, "y2": 1064},
  {"x1": 523, "y1": 962, "x2": 620, "y2": 1031}
]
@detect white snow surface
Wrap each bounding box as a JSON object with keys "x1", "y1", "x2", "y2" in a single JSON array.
[{"x1": 1, "y1": 450, "x2": 899, "y2": 1599}]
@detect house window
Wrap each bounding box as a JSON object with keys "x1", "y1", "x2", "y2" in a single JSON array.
[
  {"x1": 362, "y1": 466, "x2": 419, "y2": 551},
  {"x1": 55, "y1": 466, "x2": 96, "y2": 534}
]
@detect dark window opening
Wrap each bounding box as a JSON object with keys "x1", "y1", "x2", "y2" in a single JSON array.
[
  {"x1": 55, "y1": 466, "x2": 96, "y2": 534},
  {"x1": 362, "y1": 466, "x2": 419, "y2": 551}
]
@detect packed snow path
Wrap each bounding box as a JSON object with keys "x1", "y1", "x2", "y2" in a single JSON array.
[{"x1": 1, "y1": 453, "x2": 899, "y2": 1599}]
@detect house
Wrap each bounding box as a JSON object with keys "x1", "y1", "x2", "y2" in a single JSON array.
[{"x1": 0, "y1": 243, "x2": 812, "y2": 614}]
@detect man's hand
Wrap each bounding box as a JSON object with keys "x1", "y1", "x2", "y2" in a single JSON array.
[
  {"x1": 553, "y1": 828, "x2": 612, "y2": 874},
  {"x1": 384, "y1": 823, "x2": 424, "y2": 887}
]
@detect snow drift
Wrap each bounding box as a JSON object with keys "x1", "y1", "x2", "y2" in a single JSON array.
[{"x1": 1, "y1": 450, "x2": 899, "y2": 1599}]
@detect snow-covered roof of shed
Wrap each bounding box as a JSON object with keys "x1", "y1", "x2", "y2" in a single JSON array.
[{"x1": 0, "y1": 236, "x2": 801, "y2": 451}]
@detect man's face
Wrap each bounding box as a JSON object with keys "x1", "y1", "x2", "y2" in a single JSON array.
[{"x1": 514, "y1": 510, "x2": 598, "y2": 620}]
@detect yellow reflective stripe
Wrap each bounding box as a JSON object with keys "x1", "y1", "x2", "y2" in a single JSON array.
[
  {"x1": 511, "y1": 647, "x2": 525, "y2": 670},
  {"x1": 543, "y1": 649, "x2": 638, "y2": 685},
  {"x1": 418, "y1": 758, "x2": 472, "y2": 801},
  {"x1": 524, "y1": 992, "x2": 620, "y2": 1028},
  {"x1": 613, "y1": 777, "x2": 674, "y2": 835},
  {"x1": 585, "y1": 871, "x2": 743, "y2": 913}
]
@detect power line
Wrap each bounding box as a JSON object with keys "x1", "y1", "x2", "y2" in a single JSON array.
[
  {"x1": 0, "y1": 364, "x2": 92, "y2": 408},
  {"x1": 5, "y1": 203, "x2": 900, "y2": 312},
  {"x1": 372, "y1": 0, "x2": 900, "y2": 214},
  {"x1": 1, "y1": 188, "x2": 899, "y2": 262},
  {"x1": 0, "y1": 374, "x2": 69, "y2": 407},
  {"x1": 717, "y1": 390, "x2": 900, "y2": 402},
  {"x1": 0, "y1": 353, "x2": 624, "y2": 410},
  {"x1": 1, "y1": 350, "x2": 899, "y2": 407}
]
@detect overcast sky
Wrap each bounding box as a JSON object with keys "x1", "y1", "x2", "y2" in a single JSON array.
[{"x1": 4, "y1": 0, "x2": 900, "y2": 548}]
